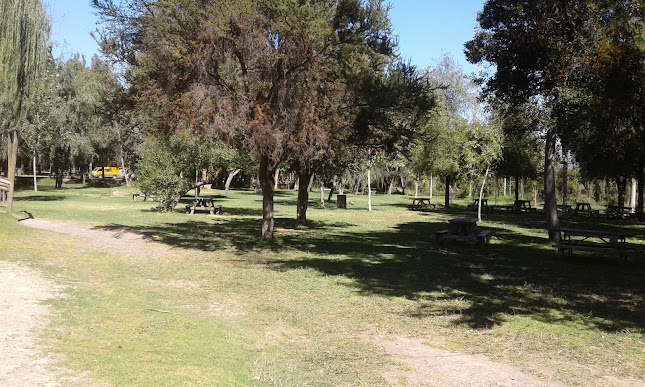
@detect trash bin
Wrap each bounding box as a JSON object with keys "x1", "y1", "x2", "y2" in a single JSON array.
[{"x1": 337, "y1": 194, "x2": 347, "y2": 209}]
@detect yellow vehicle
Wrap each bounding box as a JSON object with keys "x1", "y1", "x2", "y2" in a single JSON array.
[{"x1": 90, "y1": 167, "x2": 123, "y2": 179}]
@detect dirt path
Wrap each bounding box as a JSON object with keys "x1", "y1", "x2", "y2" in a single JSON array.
[
  {"x1": 375, "y1": 335, "x2": 567, "y2": 386},
  {"x1": 0, "y1": 262, "x2": 60, "y2": 386},
  {"x1": 19, "y1": 217, "x2": 168, "y2": 258}
]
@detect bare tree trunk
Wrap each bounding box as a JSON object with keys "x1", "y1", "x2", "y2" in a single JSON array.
[
  {"x1": 319, "y1": 182, "x2": 325, "y2": 208},
  {"x1": 115, "y1": 123, "x2": 130, "y2": 187},
  {"x1": 616, "y1": 176, "x2": 627, "y2": 208},
  {"x1": 307, "y1": 174, "x2": 315, "y2": 192},
  {"x1": 415, "y1": 180, "x2": 419, "y2": 198},
  {"x1": 296, "y1": 171, "x2": 311, "y2": 225},
  {"x1": 367, "y1": 159, "x2": 372, "y2": 212},
  {"x1": 259, "y1": 155, "x2": 275, "y2": 240},
  {"x1": 224, "y1": 169, "x2": 241, "y2": 194},
  {"x1": 328, "y1": 176, "x2": 336, "y2": 201},
  {"x1": 629, "y1": 178, "x2": 637, "y2": 212},
  {"x1": 637, "y1": 164, "x2": 644, "y2": 219},
  {"x1": 387, "y1": 178, "x2": 394, "y2": 195},
  {"x1": 503, "y1": 177, "x2": 507, "y2": 196},
  {"x1": 7, "y1": 130, "x2": 18, "y2": 214},
  {"x1": 430, "y1": 175, "x2": 433, "y2": 200},
  {"x1": 562, "y1": 150, "x2": 568, "y2": 206},
  {"x1": 444, "y1": 175, "x2": 451, "y2": 208},
  {"x1": 32, "y1": 151, "x2": 37, "y2": 192},
  {"x1": 469, "y1": 180, "x2": 473, "y2": 199},
  {"x1": 478, "y1": 167, "x2": 490, "y2": 222},
  {"x1": 514, "y1": 176, "x2": 519, "y2": 202},
  {"x1": 544, "y1": 128, "x2": 560, "y2": 242},
  {"x1": 274, "y1": 168, "x2": 280, "y2": 190},
  {"x1": 400, "y1": 175, "x2": 406, "y2": 195}
]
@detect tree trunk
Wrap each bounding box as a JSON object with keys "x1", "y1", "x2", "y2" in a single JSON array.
[
  {"x1": 400, "y1": 175, "x2": 406, "y2": 195},
  {"x1": 259, "y1": 156, "x2": 275, "y2": 240},
  {"x1": 469, "y1": 180, "x2": 473, "y2": 199},
  {"x1": 7, "y1": 130, "x2": 18, "y2": 214},
  {"x1": 629, "y1": 178, "x2": 637, "y2": 212},
  {"x1": 562, "y1": 151, "x2": 568, "y2": 206},
  {"x1": 503, "y1": 177, "x2": 507, "y2": 196},
  {"x1": 274, "y1": 168, "x2": 280, "y2": 190},
  {"x1": 121, "y1": 155, "x2": 130, "y2": 187},
  {"x1": 367, "y1": 160, "x2": 372, "y2": 212},
  {"x1": 637, "y1": 164, "x2": 644, "y2": 220},
  {"x1": 319, "y1": 182, "x2": 325, "y2": 208},
  {"x1": 414, "y1": 180, "x2": 419, "y2": 198},
  {"x1": 307, "y1": 174, "x2": 315, "y2": 192},
  {"x1": 387, "y1": 178, "x2": 394, "y2": 195},
  {"x1": 514, "y1": 176, "x2": 519, "y2": 202},
  {"x1": 616, "y1": 176, "x2": 627, "y2": 208},
  {"x1": 254, "y1": 175, "x2": 260, "y2": 194},
  {"x1": 478, "y1": 167, "x2": 490, "y2": 222},
  {"x1": 32, "y1": 151, "x2": 38, "y2": 192},
  {"x1": 544, "y1": 128, "x2": 560, "y2": 242},
  {"x1": 327, "y1": 177, "x2": 335, "y2": 201},
  {"x1": 444, "y1": 175, "x2": 450, "y2": 208},
  {"x1": 224, "y1": 169, "x2": 241, "y2": 194},
  {"x1": 430, "y1": 175, "x2": 433, "y2": 200},
  {"x1": 296, "y1": 171, "x2": 311, "y2": 225}
]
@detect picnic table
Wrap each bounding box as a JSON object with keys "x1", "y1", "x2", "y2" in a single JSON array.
[
  {"x1": 542, "y1": 203, "x2": 572, "y2": 213},
  {"x1": 573, "y1": 202, "x2": 599, "y2": 217},
  {"x1": 186, "y1": 195, "x2": 222, "y2": 215},
  {"x1": 605, "y1": 205, "x2": 633, "y2": 218},
  {"x1": 408, "y1": 198, "x2": 436, "y2": 210},
  {"x1": 513, "y1": 200, "x2": 537, "y2": 213},
  {"x1": 553, "y1": 227, "x2": 633, "y2": 257},
  {"x1": 467, "y1": 198, "x2": 488, "y2": 211},
  {"x1": 435, "y1": 218, "x2": 492, "y2": 247}
]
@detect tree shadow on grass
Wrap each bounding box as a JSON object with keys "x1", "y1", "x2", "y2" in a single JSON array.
[
  {"x1": 94, "y1": 215, "x2": 358, "y2": 253},
  {"x1": 94, "y1": 210, "x2": 644, "y2": 333},
  {"x1": 269, "y1": 221, "x2": 645, "y2": 332},
  {"x1": 14, "y1": 195, "x2": 66, "y2": 202}
]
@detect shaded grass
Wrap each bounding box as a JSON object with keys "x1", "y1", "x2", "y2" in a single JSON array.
[{"x1": 2, "y1": 183, "x2": 645, "y2": 385}]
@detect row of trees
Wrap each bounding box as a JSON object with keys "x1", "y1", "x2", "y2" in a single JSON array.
[
  {"x1": 5, "y1": 1, "x2": 641, "y2": 243},
  {"x1": 466, "y1": 0, "x2": 645, "y2": 239}
]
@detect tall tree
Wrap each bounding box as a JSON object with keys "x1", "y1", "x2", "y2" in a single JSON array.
[
  {"x1": 93, "y1": 0, "x2": 420, "y2": 239},
  {"x1": 0, "y1": 0, "x2": 49, "y2": 212}
]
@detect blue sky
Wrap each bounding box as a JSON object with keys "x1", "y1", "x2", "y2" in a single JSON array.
[{"x1": 48, "y1": 0, "x2": 485, "y2": 73}]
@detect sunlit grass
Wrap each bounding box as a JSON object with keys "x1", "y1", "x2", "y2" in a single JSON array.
[{"x1": 1, "y1": 181, "x2": 644, "y2": 385}]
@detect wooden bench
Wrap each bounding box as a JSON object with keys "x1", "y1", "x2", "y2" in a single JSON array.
[
  {"x1": 553, "y1": 243, "x2": 631, "y2": 257},
  {"x1": 477, "y1": 230, "x2": 492, "y2": 246}
]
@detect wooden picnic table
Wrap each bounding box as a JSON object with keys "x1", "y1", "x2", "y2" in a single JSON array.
[
  {"x1": 513, "y1": 200, "x2": 536, "y2": 212},
  {"x1": 605, "y1": 205, "x2": 633, "y2": 218},
  {"x1": 436, "y1": 218, "x2": 492, "y2": 247},
  {"x1": 573, "y1": 202, "x2": 599, "y2": 217},
  {"x1": 408, "y1": 197, "x2": 435, "y2": 210},
  {"x1": 186, "y1": 195, "x2": 221, "y2": 215},
  {"x1": 553, "y1": 227, "x2": 633, "y2": 257},
  {"x1": 542, "y1": 203, "x2": 572, "y2": 213},
  {"x1": 467, "y1": 198, "x2": 488, "y2": 210}
]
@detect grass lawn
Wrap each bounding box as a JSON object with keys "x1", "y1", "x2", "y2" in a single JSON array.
[{"x1": 1, "y1": 179, "x2": 644, "y2": 386}]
